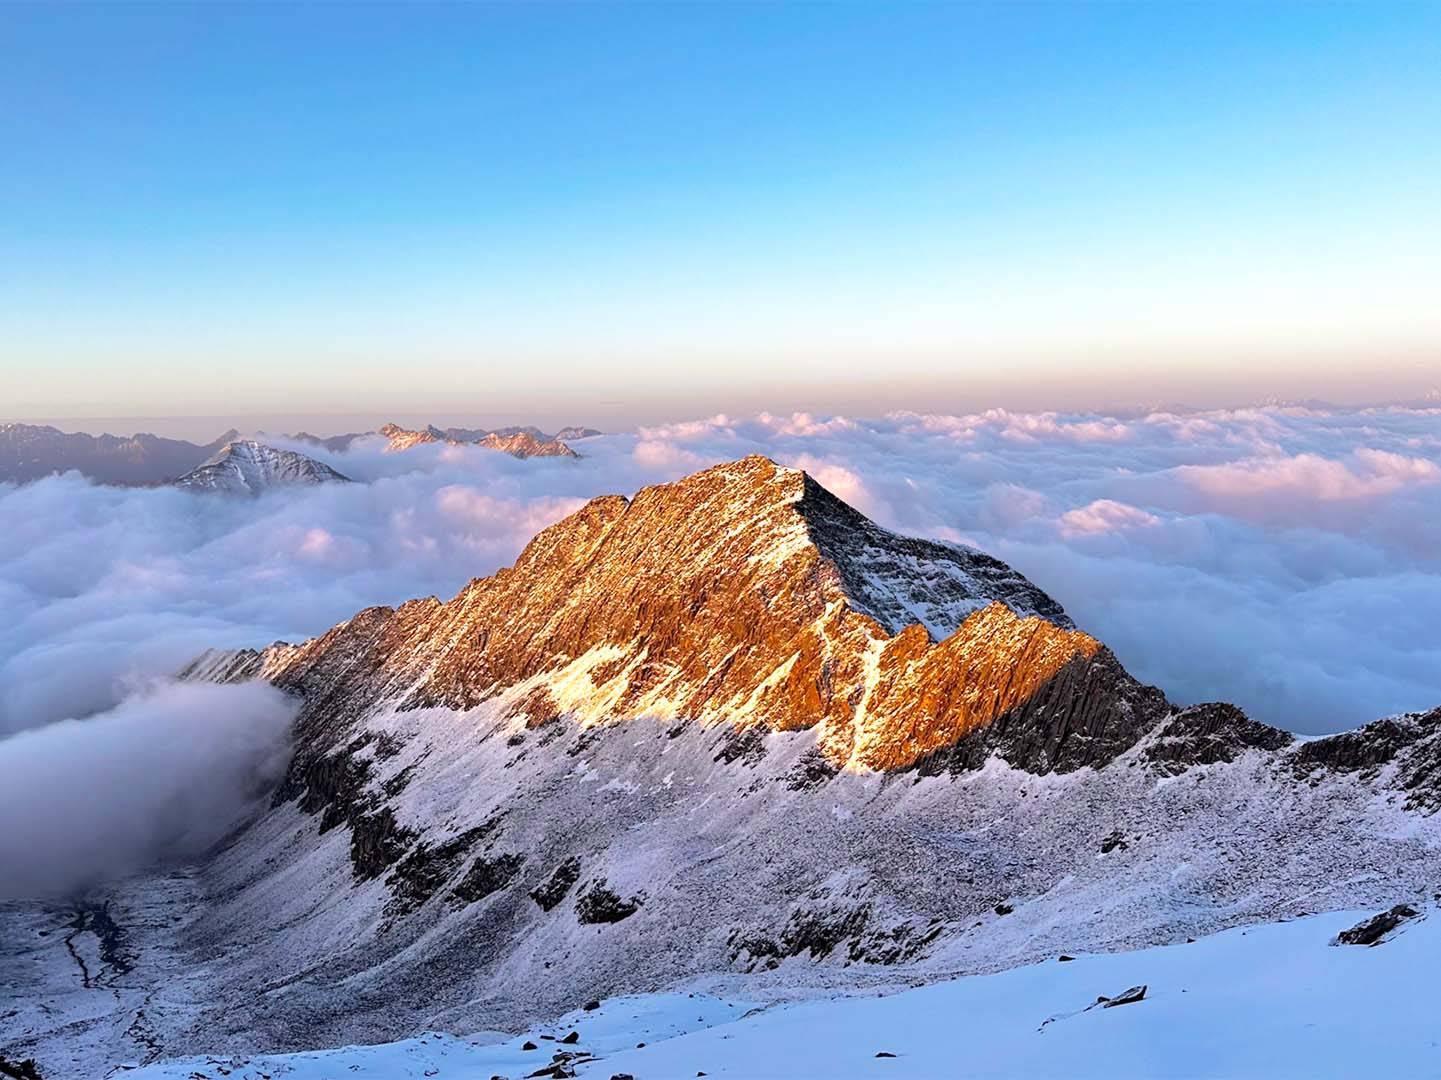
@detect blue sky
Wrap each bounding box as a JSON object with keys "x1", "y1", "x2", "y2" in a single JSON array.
[{"x1": 3, "y1": 3, "x2": 1439, "y2": 428}]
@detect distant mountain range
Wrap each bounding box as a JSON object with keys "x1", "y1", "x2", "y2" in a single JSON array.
[
  {"x1": 0, "y1": 420, "x2": 600, "y2": 486},
  {"x1": 0, "y1": 423, "x2": 240, "y2": 486}
]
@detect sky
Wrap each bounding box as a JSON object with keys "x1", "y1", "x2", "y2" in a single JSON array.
[{"x1": 2, "y1": 2, "x2": 1439, "y2": 427}]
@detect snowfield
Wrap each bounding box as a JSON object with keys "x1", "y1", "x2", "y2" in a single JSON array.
[{"x1": 127, "y1": 908, "x2": 1439, "y2": 1079}]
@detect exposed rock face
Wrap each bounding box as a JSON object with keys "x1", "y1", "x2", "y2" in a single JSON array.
[
  {"x1": 1294, "y1": 706, "x2": 1441, "y2": 810},
  {"x1": 0, "y1": 422, "x2": 238, "y2": 486},
  {"x1": 172, "y1": 440, "x2": 351, "y2": 495},
  {"x1": 1143, "y1": 702, "x2": 1293, "y2": 775},
  {"x1": 190, "y1": 456, "x2": 1150, "y2": 788}
]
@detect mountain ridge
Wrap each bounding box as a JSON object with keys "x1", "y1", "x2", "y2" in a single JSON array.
[
  {"x1": 378, "y1": 422, "x2": 581, "y2": 458},
  {"x1": 188, "y1": 455, "x2": 1130, "y2": 781},
  {"x1": 0, "y1": 419, "x2": 600, "y2": 485}
]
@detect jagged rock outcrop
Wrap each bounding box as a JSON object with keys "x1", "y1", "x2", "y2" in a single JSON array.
[
  {"x1": 1294, "y1": 706, "x2": 1441, "y2": 810},
  {"x1": 1333, "y1": 904, "x2": 1421, "y2": 946},
  {"x1": 1143, "y1": 702, "x2": 1294, "y2": 775},
  {"x1": 172, "y1": 440, "x2": 351, "y2": 495}
]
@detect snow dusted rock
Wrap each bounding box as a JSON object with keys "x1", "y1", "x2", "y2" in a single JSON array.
[
  {"x1": 1143, "y1": 702, "x2": 1295, "y2": 776},
  {"x1": 1333, "y1": 904, "x2": 1422, "y2": 947},
  {"x1": 171, "y1": 440, "x2": 351, "y2": 495},
  {"x1": 1293, "y1": 706, "x2": 1441, "y2": 809}
]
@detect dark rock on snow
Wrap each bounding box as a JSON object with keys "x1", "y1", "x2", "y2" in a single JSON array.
[{"x1": 1334, "y1": 904, "x2": 1421, "y2": 946}]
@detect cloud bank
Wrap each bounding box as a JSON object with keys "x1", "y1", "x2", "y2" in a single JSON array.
[
  {"x1": 1, "y1": 400, "x2": 1438, "y2": 893},
  {"x1": 0, "y1": 681, "x2": 295, "y2": 899}
]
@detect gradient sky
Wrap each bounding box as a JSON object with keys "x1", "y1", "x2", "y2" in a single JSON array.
[{"x1": 3, "y1": 2, "x2": 1440, "y2": 428}]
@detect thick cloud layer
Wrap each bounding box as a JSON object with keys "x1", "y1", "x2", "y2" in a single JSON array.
[
  {"x1": 1, "y1": 404, "x2": 1438, "y2": 767},
  {"x1": 0, "y1": 681, "x2": 295, "y2": 898}
]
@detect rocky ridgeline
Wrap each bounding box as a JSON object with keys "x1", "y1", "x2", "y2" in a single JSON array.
[
  {"x1": 378, "y1": 422, "x2": 580, "y2": 458},
  {"x1": 190, "y1": 456, "x2": 1164, "y2": 779}
]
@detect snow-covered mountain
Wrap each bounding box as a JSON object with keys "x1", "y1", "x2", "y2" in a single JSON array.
[
  {"x1": 4, "y1": 457, "x2": 1440, "y2": 1078},
  {"x1": 172, "y1": 440, "x2": 351, "y2": 495},
  {"x1": 0, "y1": 423, "x2": 238, "y2": 486}
]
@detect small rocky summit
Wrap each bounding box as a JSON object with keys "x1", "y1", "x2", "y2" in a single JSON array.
[{"x1": 172, "y1": 440, "x2": 351, "y2": 495}]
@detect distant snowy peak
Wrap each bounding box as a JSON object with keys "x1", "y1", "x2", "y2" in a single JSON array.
[
  {"x1": 172, "y1": 440, "x2": 351, "y2": 495},
  {"x1": 378, "y1": 421, "x2": 589, "y2": 457}
]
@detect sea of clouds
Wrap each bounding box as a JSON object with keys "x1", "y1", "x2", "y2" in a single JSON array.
[{"x1": 2, "y1": 403, "x2": 1439, "y2": 895}]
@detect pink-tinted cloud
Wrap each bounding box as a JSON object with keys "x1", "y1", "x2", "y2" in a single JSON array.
[
  {"x1": 1178, "y1": 449, "x2": 1440, "y2": 503},
  {"x1": 1058, "y1": 499, "x2": 1162, "y2": 538}
]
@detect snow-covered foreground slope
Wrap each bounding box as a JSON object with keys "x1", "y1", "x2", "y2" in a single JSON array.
[{"x1": 127, "y1": 908, "x2": 1439, "y2": 1079}]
